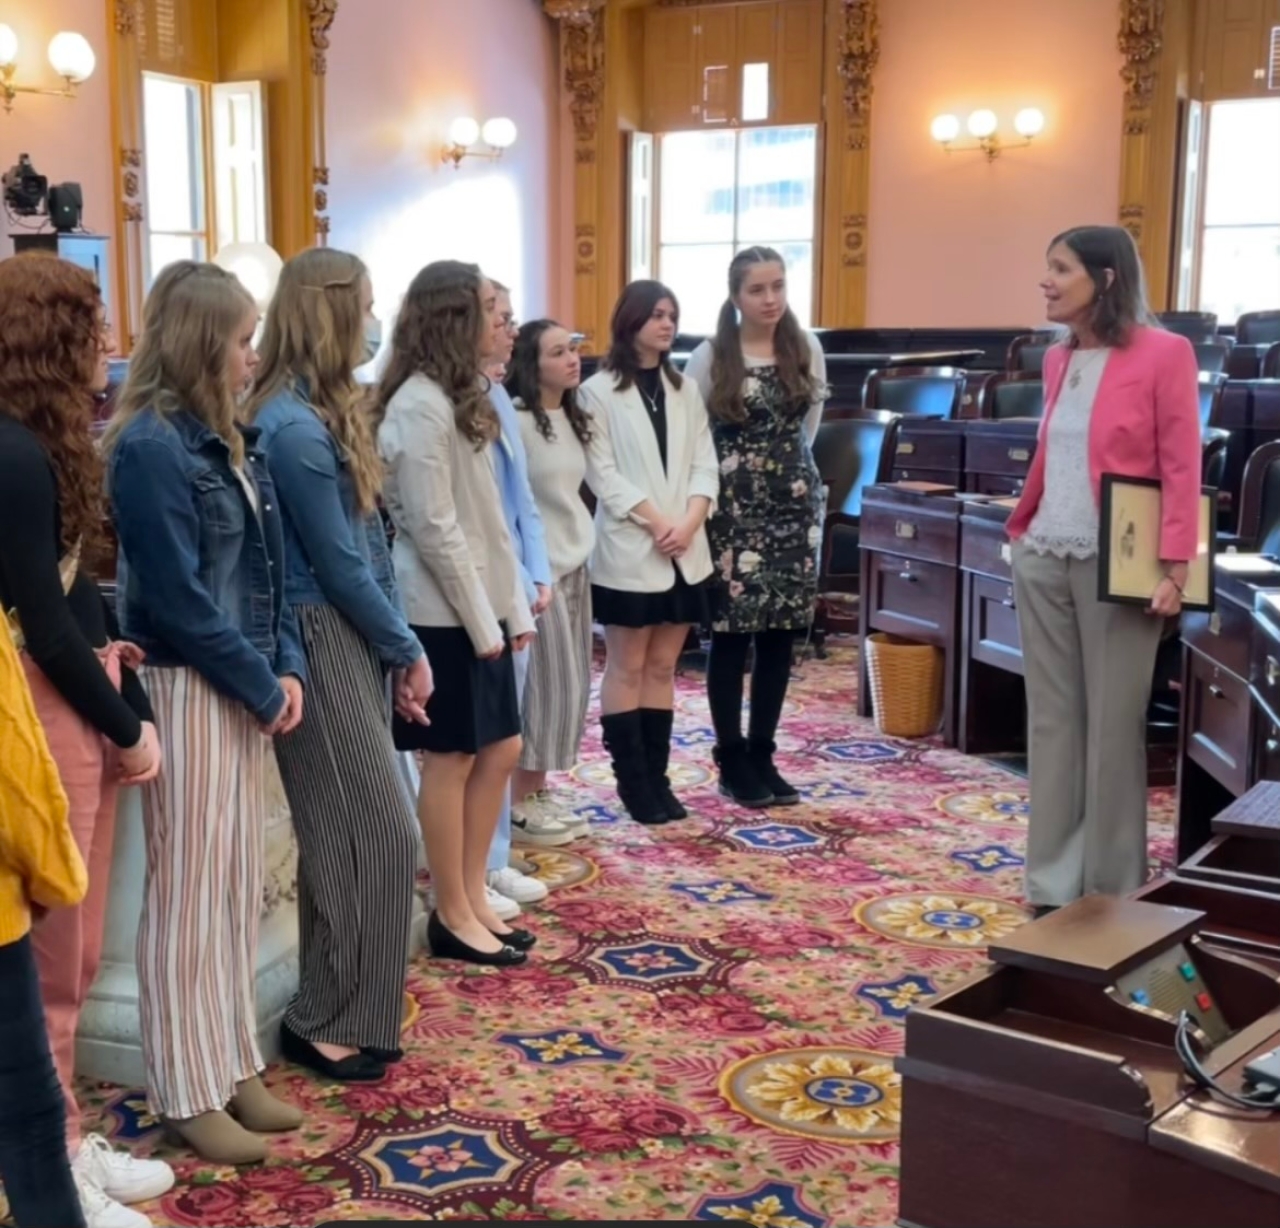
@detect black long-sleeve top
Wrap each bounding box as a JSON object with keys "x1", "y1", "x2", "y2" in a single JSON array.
[{"x1": 0, "y1": 415, "x2": 151, "y2": 746}]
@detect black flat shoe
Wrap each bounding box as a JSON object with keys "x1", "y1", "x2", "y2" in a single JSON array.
[
  {"x1": 1031, "y1": 905, "x2": 1059, "y2": 920},
  {"x1": 280, "y1": 1022, "x2": 386, "y2": 1082},
  {"x1": 362, "y1": 1046, "x2": 404, "y2": 1064},
  {"x1": 428, "y1": 911, "x2": 527, "y2": 966},
  {"x1": 490, "y1": 926, "x2": 537, "y2": 952}
]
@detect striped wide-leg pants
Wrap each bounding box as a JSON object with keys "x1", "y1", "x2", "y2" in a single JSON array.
[
  {"x1": 136, "y1": 666, "x2": 265, "y2": 1120},
  {"x1": 519, "y1": 564, "x2": 593, "y2": 771},
  {"x1": 274, "y1": 606, "x2": 418, "y2": 1051}
]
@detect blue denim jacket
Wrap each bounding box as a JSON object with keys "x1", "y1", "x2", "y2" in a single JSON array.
[
  {"x1": 108, "y1": 408, "x2": 307, "y2": 725},
  {"x1": 489, "y1": 382, "x2": 551, "y2": 604},
  {"x1": 254, "y1": 384, "x2": 421, "y2": 669}
]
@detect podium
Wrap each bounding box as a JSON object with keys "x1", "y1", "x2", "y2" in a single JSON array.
[{"x1": 896, "y1": 895, "x2": 1280, "y2": 1228}]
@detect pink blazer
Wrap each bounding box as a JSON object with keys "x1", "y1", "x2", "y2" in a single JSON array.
[{"x1": 1006, "y1": 325, "x2": 1202, "y2": 562}]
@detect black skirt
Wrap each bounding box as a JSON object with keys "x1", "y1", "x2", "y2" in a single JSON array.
[
  {"x1": 393, "y1": 625, "x2": 520, "y2": 755},
  {"x1": 592, "y1": 568, "x2": 709, "y2": 629}
]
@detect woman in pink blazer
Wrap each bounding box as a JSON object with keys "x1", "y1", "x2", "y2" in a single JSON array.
[{"x1": 1006, "y1": 224, "x2": 1201, "y2": 914}]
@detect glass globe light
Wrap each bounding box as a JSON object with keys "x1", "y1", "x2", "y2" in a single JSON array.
[
  {"x1": 214, "y1": 242, "x2": 284, "y2": 312},
  {"x1": 0, "y1": 24, "x2": 19, "y2": 70},
  {"x1": 48, "y1": 32, "x2": 96, "y2": 83},
  {"x1": 482, "y1": 117, "x2": 517, "y2": 150},
  {"x1": 930, "y1": 114, "x2": 961, "y2": 144},
  {"x1": 448, "y1": 117, "x2": 481, "y2": 149},
  {"x1": 967, "y1": 109, "x2": 998, "y2": 139},
  {"x1": 1014, "y1": 107, "x2": 1045, "y2": 138}
]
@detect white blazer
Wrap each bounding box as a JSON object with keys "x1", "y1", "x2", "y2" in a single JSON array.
[{"x1": 581, "y1": 366, "x2": 720, "y2": 593}]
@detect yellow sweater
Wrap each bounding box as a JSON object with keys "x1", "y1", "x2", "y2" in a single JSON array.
[{"x1": 0, "y1": 618, "x2": 87, "y2": 944}]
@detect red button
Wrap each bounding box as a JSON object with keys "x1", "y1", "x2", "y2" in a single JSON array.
[{"x1": 1196, "y1": 991, "x2": 1213, "y2": 1011}]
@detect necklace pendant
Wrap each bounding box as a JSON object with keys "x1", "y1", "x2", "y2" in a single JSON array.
[{"x1": 1068, "y1": 371, "x2": 1081, "y2": 389}]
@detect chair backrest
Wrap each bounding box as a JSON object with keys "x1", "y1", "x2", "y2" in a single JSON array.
[
  {"x1": 1198, "y1": 372, "x2": 1229, "y2": 430},
  {"x1": 1007, "y1": 333, "x2": 1052, "y2": 374},
  {"x1": 1201, "y1": 428, "x2": 1228, "y2": 489},
  {"x1": 1238, "y1": 311, "x2": 1280, "y2": 346},
  {"x1": 1192, "y1": 337, "x2": 1234, "y2": 374},
  {"x1": 1264, "y1": 342, "x2": 1280, "y2": 379},
  {"x1": 1157, "y1": 310, "x2": 1219, "y2": 341},
  {"x1": 1237, "y1": 441, "x2": 1280, "y2": 554},
  {"x1": 862, "y1": 367, "x2": 965, "y2": 420},
  {"x1": 811, "y1": 410, "x2": 900, "y2": 519},
  {"x1": 978, "y1": 373, "x2": 1045, "y2": 421}
]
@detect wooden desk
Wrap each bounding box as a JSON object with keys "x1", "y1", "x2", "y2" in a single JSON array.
[
  {"x1": 896, "y1": 896, "x2": 1280, "y2": 1228},
  {"x1": 889, "y1": 418, "x2": 1039, "y2": 493}
]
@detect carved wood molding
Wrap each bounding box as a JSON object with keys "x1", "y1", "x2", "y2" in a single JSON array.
[
  {"x1": 837, "y1": 0, "x2": 880, "y2": 151},
  {"x1": 120, "y1": 147, "x2": 143, "y2": 226},
  {"x1": 1117, "y1": 0, "x2": 1164, "y2": 136},
  {"x1": 114, "y1": 0, "x2": 141, "y2": 37},
  {"x1": 307, "y1": 0, "x2": 339, "y2": 76},
  {"x1": 545, "y1": 0, "x2": 607, "y2": 161}
]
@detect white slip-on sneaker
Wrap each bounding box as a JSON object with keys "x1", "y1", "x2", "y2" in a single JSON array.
[
  {"x1": 75, "y1": 1135, "x2": 175, "y2": 1205},
  {"x1": 76, "y1": 1175, "x2": 153, "y2": 1228},
  {"x1": 510, "y1": 801, "x2": 573, "y2": 847},
  {"x1": 485, "y1": 883, "x2": 522, "y2": 920},
  {"x1": 488, "y1": 866, "x2": 549, "y2": 905},
  {"x1": 508, "y1": 852, "x2": 537, "y2": 874}
]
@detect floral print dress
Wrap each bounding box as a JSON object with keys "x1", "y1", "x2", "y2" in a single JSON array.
[{"x1": 707, "y1": 364, "x2": 823, "y2": 634}]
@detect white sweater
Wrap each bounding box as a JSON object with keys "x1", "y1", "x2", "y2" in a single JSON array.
[{"x1": 516, "y1": 408, "x2": 596, "y2": 582}]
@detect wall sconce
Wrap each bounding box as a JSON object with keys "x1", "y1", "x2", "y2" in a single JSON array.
[
  {"x1": 442, "y1": 116, "x2": 517, "y2": 169},
  {"x1": 931, "y1": 108, "x2": 1045, "y2": 161},
  {"x1": 0, "y1": 25, "x2": 96, "y2": 112}
]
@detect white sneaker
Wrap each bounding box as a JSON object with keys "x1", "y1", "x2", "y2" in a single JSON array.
[
  {"x1": 76, "y1": 1175, "x2": 153, "y2": 1228},
  {"x1": 511, "y1": 801, "x2": 573, "y2": 847},
  {"x1": 75, "y1": 1135, "x2": 174, "y2": 1205},
  {"x1": 485, "y1": 884, "x2": 522, "y2": 920},
  {"x1": 508, "y1": 852, "x2": 537, "y2": 874},
  {"x1": 532, "y1": 788, "x2": 589, "y2": 837},
  {"x1": 488, "y1": 866, "x2": 549, "y2": 904}
]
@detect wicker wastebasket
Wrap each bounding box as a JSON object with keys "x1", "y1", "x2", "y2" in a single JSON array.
[{"x1": 863, "y1": 633, "x2": 944, "y2": 738}]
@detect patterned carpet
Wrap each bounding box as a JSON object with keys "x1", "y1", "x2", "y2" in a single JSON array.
[{"x1": 73, "y1": 643, "x2": 1175, "y2": 1226}]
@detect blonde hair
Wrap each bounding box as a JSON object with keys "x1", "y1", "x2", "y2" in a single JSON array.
[
  {"x1": 246, "y1": 247, "x2": 381, "y2": 512},
  {"x1": 103, "y1": 262, "x2": 256, "y2": 464}
]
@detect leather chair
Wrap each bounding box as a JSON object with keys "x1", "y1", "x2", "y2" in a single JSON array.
[
  {"x1": 1192, "y1": 337, "x2": 1233, "y2": 374},
  {"x1": 1234, "y1": 440, "x2": 1280, "y2": 555},
  {"x1": 863, "y1": 367, "x2": 965, "y2": 420},
  {"x1": 1264, "y1": 342, "x2": 1280, "y2": 379},
  {"x1": 810, "y1": 410, "x2": 901, "y2": 650},
  {"x1": 1006, "y1": 333, "x2": 1053, "y2": 375},
  {"x1": 977, "y1": 373, "x2": 1045, "y2": 421},
  {"x1": 1237, "y1": 310, "x2": 1280, "y2": 347},
  {"x1": 1198, "y1": 372, "x2": 1228, "y2": 430},
  {"x1": 1156, "y1": 310, "x2": 1219, "y2": 342}
]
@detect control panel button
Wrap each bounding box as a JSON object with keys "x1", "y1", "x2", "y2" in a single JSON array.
[
  {"x1": 1131, "y1": 989, "x2": 1150, "y2": 1005},
  {"x1": 1196, "y1": 991, "x2": 1213, "y2": 1011},
  {"x1": 1179, "y1": 962, "x2": 1196, "y2": 981}
]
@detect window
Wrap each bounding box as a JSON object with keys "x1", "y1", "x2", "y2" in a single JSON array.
[
  {"x1": 142, "y1": 74, "x2": 209, "y2": 284},
  {"x1": 656, "y1": 125, "x2": 818, "y2": 334},
  {"x1": 1192, "y1": 99, "x2": 1280, "y2": 323}
]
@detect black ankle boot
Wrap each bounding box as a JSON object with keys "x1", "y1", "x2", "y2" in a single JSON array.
[
  {"x1": 639, "y1": 707, "x2": 687, "y2": 820},
  {"x1": 714, "y1": 741, "x2": 773, "y2": 808},
  {"x1": 601, "y1": 711, "x2": 669, "y2": 825},
  {"x1": 747, "y1": 738, "x2": 800, "y2": 805}
]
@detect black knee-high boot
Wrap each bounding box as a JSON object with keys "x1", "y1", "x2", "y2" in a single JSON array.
[
  {"x1": 600, "y1": 711, "x2": 668, "y2": 825},
  {"x1": 747, "y1": 630, "x2": 801, "y2": 805},
  {"x1": 639, "y1": 708, "x2": 688, "y2": 820}
]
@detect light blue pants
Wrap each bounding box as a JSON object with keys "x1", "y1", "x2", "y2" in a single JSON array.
[{"x1": 487, "y1": 645, "x2": 530, "y2": 873}]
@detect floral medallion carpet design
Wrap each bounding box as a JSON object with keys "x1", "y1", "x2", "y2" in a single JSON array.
[{"x1": 70, "y1": 644, "x2": 1175, "y2": 1226}]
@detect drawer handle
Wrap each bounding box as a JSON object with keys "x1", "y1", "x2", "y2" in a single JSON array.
[
  {"x1": 1007, "y1": 447, "x2": 1030, "y2": 462},
  {"x1": 1001, "y1": 597, "x2": 1016, "y2": 608},
  {"x1": 1209, "y1": 613, "x2": 1222, "y2": 636},
  {"x1": 999, "y1": 543, "x2": 1012, "y2": 564},
  {"x1": 1268, "y1": 656, "x2": 1279, "y2": 687},
  {"x1": 895, "y1": 520, "x2": 918, "y2": 540},
  {"x1": 898, "y1": 571, "x2": 919, "y2": 583},
  {"x1": 1209, "y1": 684, "x2": 1225, "y2": 699},
  {"x1": 1269, "y1": 739, "x2": 1279, "y2": 754},
  {"x1": 897, "y1": 442, "x2": 916, "y2": 456}
]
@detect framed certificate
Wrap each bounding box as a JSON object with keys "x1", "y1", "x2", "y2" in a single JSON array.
[{"x1": 1098, "y1": 474, "x2": 1215, "y2": 612}]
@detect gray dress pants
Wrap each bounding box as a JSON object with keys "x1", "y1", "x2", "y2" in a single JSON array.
[{"x1": 1011, "y1": 542, "x2": 1164, "y2": 906}]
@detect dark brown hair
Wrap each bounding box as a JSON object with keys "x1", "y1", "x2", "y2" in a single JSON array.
[
  {"x1": 1049, "y1": 225, "x2": 1154, "y2": 348},
  {"x1": 0, "y1": 253, "x2": 108, "y2": 559},
  {"x1": 707, "y1": 246, "x2": 818, "y2": 424},
  {"x1": 372, "y1": 260, "x2": 498, "y2": 449},
  {"x1": 603, "y1": 279, "x2": 683, "y2": 393},
  {"x1": 506, "y1": 319, "x2": 592, "y2": 446}
]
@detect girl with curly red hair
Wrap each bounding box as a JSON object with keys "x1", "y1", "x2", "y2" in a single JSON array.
[{"x1": 0, "y1": 253, "x2": 172, "y2": 1226}]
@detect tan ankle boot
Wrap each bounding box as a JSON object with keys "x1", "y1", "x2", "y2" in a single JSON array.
[
  {"x1": 163, "y1": 1109, "x2": 267, "y2": 1164},
  {"x1": 230, "y1": 1076, "x2": 303, "y2": 1132}
]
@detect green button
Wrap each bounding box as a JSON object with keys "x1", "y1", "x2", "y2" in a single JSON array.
[{"x1": 1180, "y1": 962, "x2": 1196, "y2": 981}]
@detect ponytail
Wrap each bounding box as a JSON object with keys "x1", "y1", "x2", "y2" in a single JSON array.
[{"x1": 707, "y1": 297, "x2": 748, "y2": 424}]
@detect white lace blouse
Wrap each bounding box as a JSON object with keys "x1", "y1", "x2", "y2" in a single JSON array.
[{"x1": 1024, "y1": 348, "x2": 1111, "y2": 559}]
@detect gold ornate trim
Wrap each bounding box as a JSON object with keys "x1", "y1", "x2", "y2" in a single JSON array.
[
  {"x1": 114, "y1": 0, "x2": 141, "y2": 37},
  {"x1": 306, "y1": 0, "x2": 339, "y2": 76},
  {"x1": 1118, "y1": 0, "x2": 1164, "y2": 136},
  {"x1": 546, "y1": 0, "x2": 606, "y2": 161},
  {"x1": 837, "y1": 0, "x2": 880, "y2": 151}
]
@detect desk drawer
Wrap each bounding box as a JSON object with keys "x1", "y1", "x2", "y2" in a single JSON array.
[
  {"x1": 893, "y1": 427, "x2": 963, "y2": 475},
  {"x1": 1255, "y1": 699, "x2": 1280, "y2": 784},
  {"x1": 965, "y1": 432, "x2": 1037, "y2": 481},
  {"x1": 960, "y1": 522, "x2": 1013, "y2": 580},
  {"x1": 1183, "y1": 604, "x2": 1253, "y2": 679},
  {"x1": 865, "y1": 553, "x2": 957, "y2": 646},
  {"x1": 892, "y1": 466, "x2": 960, "y2": 486},
  {"x1": 1185, "y1": 647, "x2": 1252, "y2": 796},
  {"x1": 969, "y1": 574, "x2": 1022, "y2": 671},
  {"x1": 967, "y1": 473, "x2": 1026, "y2": 498},
  {"x1": 860, "y1": 503, "x2": 959, "y2": 566},
  {"x1": 1251, "y1": 616, "x2": 1280, "y2": 719}
]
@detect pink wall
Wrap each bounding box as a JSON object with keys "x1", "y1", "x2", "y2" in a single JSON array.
[
  {"x1": 326, "y1": 0, "x2": 561, "y2": 328},
  {"x1": 865, "y1": 0, "x2": 1124, "y2": 328},
  {"x1": 0, "y1": 0, "x2": 114, "y2": 259}
]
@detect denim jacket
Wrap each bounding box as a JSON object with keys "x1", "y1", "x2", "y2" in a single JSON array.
[
  {"x1": 254, "y1": 384, "x2": 421, "y2": 669},
  {"x1": 108, "y1": 408, "x2": 307, "y2": 725}
]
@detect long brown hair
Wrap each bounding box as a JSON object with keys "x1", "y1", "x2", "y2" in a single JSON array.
[
  {"x1": 506, "y1": 319, "x2": 592, "y2": 446},
  {"x1": 708, "y1": 246, "x2": 817, "y2": 424},
  {"x1": 246, "y1": 247, "x2": 382, "y2": 512},
  {"x1": 603, "y1": 279, "x2": 683, "y2": 393},
  {"x1": 1049, "y1": 225, "x2": 1155, "y2": 348},
  {"x1": 0, "y1": 253, "x2": 108, "y2": 559},
  {"x1": 372, "y1": 260, "x2": 498, "y2": 449},
  {"x1": 103, "y1": 262, "x2": 257, "y2": 464}
]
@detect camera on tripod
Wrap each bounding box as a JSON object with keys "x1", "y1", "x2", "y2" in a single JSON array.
[{"x1": 2, "y1": 152, "x2": 83, "y2": 231}]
